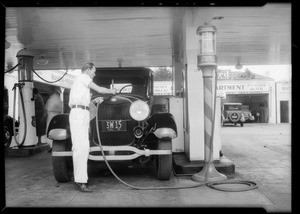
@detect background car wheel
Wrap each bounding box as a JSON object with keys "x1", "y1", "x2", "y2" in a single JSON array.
[
  {"x1": 156, "y1": 139, "x2": 172, "y2": 180},
  {"x1": 52, "y1": 140, "x2": 73, "y2": 182},
  {"x1": 4, "y1": 121, "x2": 12, "y2": 149}
]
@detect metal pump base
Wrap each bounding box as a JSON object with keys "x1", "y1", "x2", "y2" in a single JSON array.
[{"x1": 192, "y1": 163, "x2": 227, "y2": 183}]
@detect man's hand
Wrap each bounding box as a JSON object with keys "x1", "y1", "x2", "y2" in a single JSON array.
[
  {"x1": 111, "y1": 88, "x2": 117, "y2": 95},
  {"x1": 93, "y1": 97, "x2": 104, "y2": 103}
]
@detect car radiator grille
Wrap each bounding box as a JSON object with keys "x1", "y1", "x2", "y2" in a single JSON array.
[{"x1": 95, "y1": 102, "x2": 135, "y2": 146}]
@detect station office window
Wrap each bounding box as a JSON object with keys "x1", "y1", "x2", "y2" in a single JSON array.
[{"x1": 151, "y1": 67, "x2": 173, "y2": 96}]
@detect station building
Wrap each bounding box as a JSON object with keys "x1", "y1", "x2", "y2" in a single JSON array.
[
  {"x1": 217, "y1": 69, "x2": 291, "y2": 124},
  {"x1": 275, "y1": 81, "x2": 291, "y2": 123}
]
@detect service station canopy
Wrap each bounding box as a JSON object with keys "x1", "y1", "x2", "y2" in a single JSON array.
[{"x1": 5, "y1": 4, "x2": 291, "y2": 71}]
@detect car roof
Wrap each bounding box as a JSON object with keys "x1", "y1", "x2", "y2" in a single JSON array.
[
  {"x1": 223, "y1": 103, "x2": 242, "y2": 105},
  {"x1": 95, "y1": 67, "x2": 152, "y2": 77},
  {"x1": 94, "y1": 67, "x2": 152, "y2": 86}
]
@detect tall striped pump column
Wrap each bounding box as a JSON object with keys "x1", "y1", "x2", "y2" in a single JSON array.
[
  {"x1": 192, "y1": 23, "x2": 227, "y2": 183},
  {"x1": 15, "y1": 49, "x2": 38, "y2": 147}
]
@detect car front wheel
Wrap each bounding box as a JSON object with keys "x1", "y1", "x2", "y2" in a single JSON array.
[
  {"x1": 52, "y1": 140, "x2": 73, "y2": 182},
  {"x1": 4, "y1": 120, "x2": 12, "y2": 149},
  {"x1": 156, "y1": 139, "x2": 172, "y2": 180}
]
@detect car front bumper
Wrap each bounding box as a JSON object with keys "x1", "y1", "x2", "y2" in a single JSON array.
[{"x1": 52, "y1": 145, "x2": 172, "y2": 161}]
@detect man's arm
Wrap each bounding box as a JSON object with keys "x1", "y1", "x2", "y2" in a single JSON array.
[{"x1": 89, "y1": 81, "x2": 116, "y2": 95}]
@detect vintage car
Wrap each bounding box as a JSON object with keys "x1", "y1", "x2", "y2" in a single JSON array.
[
  {"x1": 241, "y1": 105, "x2": 255, "y2": 122},
  {"x1": 3, "y1": 86, "x2": 13, "y2": 149},
  {"x1": 3, "y1": 86, "x2": 19, "y2": 149},
  {"x1": 221, "y1": 102, "x2": 245, "y2": 127},
  {"x1": 47, "y1": 67, "x2": 177, "y2": 182}
]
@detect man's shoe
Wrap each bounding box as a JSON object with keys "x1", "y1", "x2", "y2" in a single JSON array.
[{"x1": 75, "y1": 182, "x2": 92, "y2": 192}]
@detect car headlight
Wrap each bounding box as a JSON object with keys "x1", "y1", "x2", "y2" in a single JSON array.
[{"x1": 129, "y1": 100, "x2": 150, "y2": 121}]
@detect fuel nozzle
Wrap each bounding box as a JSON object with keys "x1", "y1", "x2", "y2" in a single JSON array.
[{"x1": 12, "y1": 82, "x2": 25, "y2": 91}]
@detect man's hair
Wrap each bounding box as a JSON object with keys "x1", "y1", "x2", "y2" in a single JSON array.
[
  {"x1": 33, "y1": 88, "x2": 38, "y2": 94},
  {"x1": 81, "y1": 62, "x2": 95, "y2": 72}
]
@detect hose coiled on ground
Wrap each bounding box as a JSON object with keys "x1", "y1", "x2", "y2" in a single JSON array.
[{"x1": 94, "y1": 86, "x2": 258, "y2": 191}]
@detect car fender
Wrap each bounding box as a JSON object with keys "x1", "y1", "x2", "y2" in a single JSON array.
[
  {"x1": 4, "y1": 115, "x2": 13, "y2": 127},
  {"x1": 147, "y1": 112, "x2": 177, "y2": 140},
  {"x1": 47, "y1": 113, "x2": 71, "y2": 140},
  {"x1": 4, "y1": 115, "x2": 19, "y2": 131},
  {"x1": 240, "y1": 113, "x2": 245, "y2": 122}
]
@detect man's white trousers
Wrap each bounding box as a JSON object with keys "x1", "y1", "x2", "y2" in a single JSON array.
[{"x1": 69, "y1": 108, "x2": 90, "y2": 183}]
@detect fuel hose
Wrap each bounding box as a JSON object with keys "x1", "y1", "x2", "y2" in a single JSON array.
[
  {"x1": 94, "y1": 83, "x2": 257, "y2": 191},
  {"x1": 95, "y1": 99, "x2": 210, "y2": 190},
  {"x1": 204, "y1": 68, "x2": 258, "y2": 192},
  {"x1": 12, "y1": 83, "x2": 27, "y2": 147}
]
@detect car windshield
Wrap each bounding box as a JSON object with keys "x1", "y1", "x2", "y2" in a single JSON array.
[
  {"x1": 93, "y1": 75, "x2": 148, "y2": 97},
  {"x1": 224, "y1": 105, "x2": 241, "y2": 110},
  {"x1": 113, "y1": 83, "x2": 145, "y2": 95}
]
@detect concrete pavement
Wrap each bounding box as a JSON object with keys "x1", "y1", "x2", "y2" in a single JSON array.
[
  {"x1": 3, "y1": 123, "x2": 291, "y2": 212},
  {"x1": 221, "y1": 123, "x2": 291, "y2": 212}
]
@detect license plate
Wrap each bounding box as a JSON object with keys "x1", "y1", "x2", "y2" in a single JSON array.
[{"x1": 100, "y1": 120, "x2": 127, "y2": 132}]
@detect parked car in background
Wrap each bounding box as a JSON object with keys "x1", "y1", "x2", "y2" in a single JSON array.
[
  {"x1": 47, "y1": 67, "x2": 178, "y2": 183},
  {"x1": 3, "y1": 86, "x2": 19, "y2": 149},
  {"x1": 221, "y1": 103, "x2": 245, "y2": 127},
  {"x1": 241, "y1": 105, "x2": 255, "y2": 122}
]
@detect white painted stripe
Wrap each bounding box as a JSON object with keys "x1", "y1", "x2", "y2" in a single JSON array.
[
  {"x1": 204, "y1": 102, "x2": 212, "y2": 120},
  {"x1": 204, "y1": 88, "x2": 213, "y2": 109},
  {"x1": 204, "y1": 116, "x2": 212, "y2": 136}
]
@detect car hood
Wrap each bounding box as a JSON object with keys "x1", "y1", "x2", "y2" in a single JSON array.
[{"x1": 102, "y1": 94, "x2": 148, "y2": 104}]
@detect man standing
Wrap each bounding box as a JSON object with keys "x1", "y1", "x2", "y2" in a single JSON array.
[
  {"x1": 69, "y1": 62, "x2": 116, "y2": 192},
  {"x1": 32, "y1": 88, "x2": 47, "y2": 144}
]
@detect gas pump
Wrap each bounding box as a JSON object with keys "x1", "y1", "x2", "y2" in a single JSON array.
[
  {"x1": 12, "y1": 48, "x2": 38, "y2": 147},
  {"x1": 192, "y1": 23, "x2": 227, "y2": 182}
]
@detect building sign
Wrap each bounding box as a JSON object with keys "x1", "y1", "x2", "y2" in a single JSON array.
[
  {"x1": 217, "y1": 69, "x2": 231, "y2": 80},
  {"x1": 276, "y1": 81, "x2": 291, "y2": 93},
  {"x1": 154, "y1": 81, "x2": 172, "y2": 95},
  {"x1": 217, "y1": 82, "x2": 269, "y2": 94},
  {"x1": 217, "y1": 69, "x2": 256, "y2": 80}
]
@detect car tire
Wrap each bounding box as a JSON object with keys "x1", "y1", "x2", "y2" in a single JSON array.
[
  {"x1": 156, "y1": 139, "x2": 172, "y2": 180},
  {"x1": 229, "y1": 113, "x2": 239, "y2": 123},
  {"x1": 4, "y1": 120, "x2": 13, "y2": 149},
  {"x1": 52, "y1": 140, "x2": 73, "y2": 182}
]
